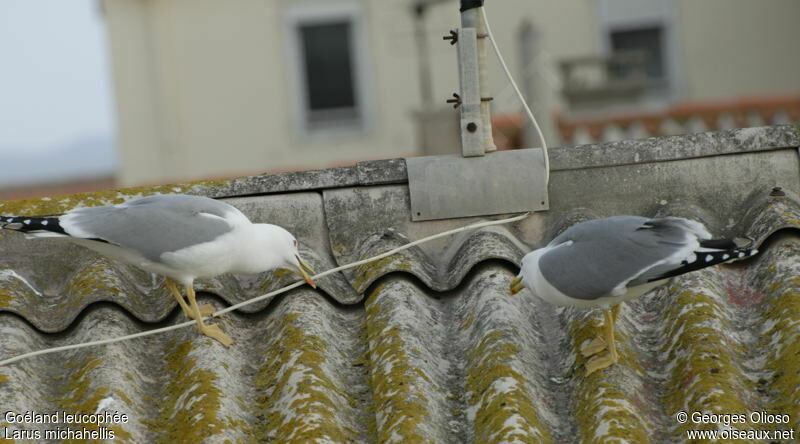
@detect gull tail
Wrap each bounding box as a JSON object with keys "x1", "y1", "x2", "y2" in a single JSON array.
[
  {"x1": 0, "y1": 215, "x2": 68, "y2": 238},
  {"x1": 647, "y1": 245, "x2": 759, "y2": 282}
]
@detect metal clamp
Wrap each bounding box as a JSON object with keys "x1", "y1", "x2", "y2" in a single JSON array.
[
  {"x1": 446, "y1": 93, "x2": 461, "y2": 108},
  {"x1": 448, "y1": 94, "x2": 491, "y2": 108},
  {"x1": 443, "y1": 29, "x2": 458, "y2": 45}
]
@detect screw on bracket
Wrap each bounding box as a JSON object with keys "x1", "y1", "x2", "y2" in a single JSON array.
[
  {"x1": 481, "y1": 97, "x2": 494, "y2": 102},
  {"x1": 446, "y1": 93, "x2": 461, "y2": 108},
  {"x1": 443, "y1": 29, "x2": 458, "y2": 45},
  {"x1": 770, "y1": 186, "x2": 786, "y2": 197}
]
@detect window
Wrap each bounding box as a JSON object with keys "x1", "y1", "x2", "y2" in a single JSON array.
[
  {"x1": 596, "y1": 0, "x2": 678, "y2": 101},
  {"x1": 285, "y1": 3, "x2": 367, "y2": 135},
  {"x1": 300, "y1": 21, "x2": 358, "y2": 126},
  {"x1": 610, "y1": 27, "x2": 665, "y2": 81}
]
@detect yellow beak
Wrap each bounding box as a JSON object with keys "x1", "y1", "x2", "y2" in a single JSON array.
[
  {"x1": 296, "y1": 255, "x2": 317, "y2": 288},
  {"x1": 509, "y1": 275, "x2": 524, "y2": 295}
]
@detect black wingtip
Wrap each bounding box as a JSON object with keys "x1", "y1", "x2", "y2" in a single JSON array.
[
  {"x1": 0, "y1": 215, "x2": 66, "y2": 235},
  {"x1": 684, "y1": 248, "x2": 758, "y2": 265},
  {"x1": 649, "y1": 247, "x2": 759, "y2": 282}
]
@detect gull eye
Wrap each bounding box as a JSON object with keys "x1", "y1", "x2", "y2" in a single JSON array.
[{"x1": 293, "y1": 239, "x2": 298, "y2": 247}]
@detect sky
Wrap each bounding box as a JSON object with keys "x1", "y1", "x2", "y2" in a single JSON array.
[{"x1": 0, "y1": 0, "x2": 116, "y2": 186}]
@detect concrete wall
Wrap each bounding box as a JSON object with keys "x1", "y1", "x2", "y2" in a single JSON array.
[
  {"x1": 103, "y1": 0, "x2": 799, "y2": 187},
  {"x1": 678, "y1": 0, "x2": 800, "y2": 101},
  {"x1": 103, "y1": 0, "x2": 596, "y2": 186}
]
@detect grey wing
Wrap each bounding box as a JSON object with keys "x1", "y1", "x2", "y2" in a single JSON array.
[
  {"x1": 624, "y1": 217, "x2": 711, "y2": 286},
  {"x1": 119, "y1": 194, "x2": 240, "y2": 218},
  {"x1": 60, "y1": 195, "x2": 237, "y2": 261},
  {"x1": 539, "y1": 216, "x2": 702, "y2": 300}
]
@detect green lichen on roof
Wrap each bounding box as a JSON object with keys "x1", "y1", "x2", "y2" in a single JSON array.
[
  {"x1": 254, "y1": 311, "x2": 356, "y2": 442},
  {"x1": 353, "y1": 255, "x2": 413, "y2": 291},
  {"x1": 570, "y1": 317, "x2": 649, "y2": 443},
  {"x1": 0, "y1": 275, "x2": 41, "y2": 310},
  {"x1": 0, "y1": 374, "x2": 8, "y2": 384},
  {"x1": 762, "y1": 268, "x2": 800, "y2": 434},
  {"x1": 465, "y1": 330, "x2": 550, "y2": 444},
  {"x1": 141, "y1": 340, "x2": 228, "y2": 443},
  {"x1": 64, "y1": 259, "x2": 123, "y2": 311},
  {"x1": 111, "y1": 389, "x2": 133, "y2": 409},
  {"x1": 0, "y1": 178, "x2": 230, "y2": 216},
  {"x1": 575, "y1": 382, "x2": 649, "y2": 444},
  {"x1": 460, "y1": 311, "x2": 475, "y2": 330},
  {"x1": 661, "y1": 288, "x2": 759, "y2": 439},
  {"x1": 57, "y1": 356, "x2": 133, "y2": 443},
  {"x1": 0, "y1": 289, "x2": 13, "y2": 309},
  {"x1": 364, "y1": 285, "x2": 430, "y2": 443},
  {"x1": 781, "y1": 211, "x2": 800, "y2": 227},
  {"x1": 256, "y1": 268, "x2": 296, "y2": 293}
]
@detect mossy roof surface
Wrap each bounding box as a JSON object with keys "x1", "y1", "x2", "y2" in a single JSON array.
[{"x1": 0, "y1": 126, "x2": 799, "y2": 442}]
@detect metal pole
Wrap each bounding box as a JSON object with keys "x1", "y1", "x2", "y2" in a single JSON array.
[
  {"x1": 519, "y1": 20, "x2": 538, "y2": 148},
  {"x1": 476, "y1": 10, "x2": 495, "y2": 152},
  {"x1": 413, "y1": 4, "x2": 433, "y2": 107},
  {"x1": 458, "y1": 1, "x2": 485, "y2": 157}
]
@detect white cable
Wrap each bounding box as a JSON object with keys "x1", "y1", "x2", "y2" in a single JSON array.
[
  {"x1": 480, "y1": 6, "x2": 550, "y2": 186},
  {"x1": 0, "y1": 212, "x2": 529, "y2": 367}
]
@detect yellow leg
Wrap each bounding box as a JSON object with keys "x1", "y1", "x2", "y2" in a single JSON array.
[
  {"x1": 186, "y1": 285, "x2": 233, "y2": 347},
  {"x1": 580, "y1": 335, "x2": 607, "y2": 357},
  {"x1": 580, "y1": 309, "x2": 610, "y2": 357},
  {"x1": 165, "y1": 279, "x2": 192, "y2": 318},
  {"x1": 585, "y1": 305, "x2": 621, "y2": 375},
  {"x1": 165, "y1": 279, "x2": 214, "y2": 319},
  {"x1": 603, "y1": 307, "x2": 618, "y2": 362}
]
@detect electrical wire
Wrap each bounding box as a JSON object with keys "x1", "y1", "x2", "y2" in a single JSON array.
[
  {"x1": 480, "y1": 6, "x2": 550, "y2": 186},
  {"x1": 0, "y1": 5, "x2": 548, "y2": 368},
  {"x1": 0, "y1": 212, "x2": 529, "y2": 367}
]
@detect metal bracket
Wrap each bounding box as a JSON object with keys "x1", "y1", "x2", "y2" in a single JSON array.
[
  {"x1": 446, "y1": 93, "x2": 461, "y2": 108},
  {"x1": 443, "y1": 29, "x2": 458, "y2": 45},
  {"x1": 457, "y1": 17, "x2": 484, "y2": 157},
  {"x1": 406, "y1": 149, "x2": 549, "y2": 221}
]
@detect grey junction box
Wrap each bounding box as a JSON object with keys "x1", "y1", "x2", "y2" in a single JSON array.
[{"x1": 406, "y1": 148, "x2": 549, "y2": 221}]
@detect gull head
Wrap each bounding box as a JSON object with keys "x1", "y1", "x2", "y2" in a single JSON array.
[
  {"x1": 249, "y1": 224, "x2": 317, "y2": 288},
  {"x1": 285, "y1": 239, "x2": 317, "y2": 289}
]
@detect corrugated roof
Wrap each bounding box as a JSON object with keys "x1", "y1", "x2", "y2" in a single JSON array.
[{"x1": 1, "y1": 125, "x2": 799, "y2": 442}]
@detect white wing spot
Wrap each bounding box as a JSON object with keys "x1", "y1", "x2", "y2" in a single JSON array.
[
  {"x1": 751, "y1": 249, "x2": 758, "y2": 255},
  {"x1": 705, "y1": 254, "x2": 713, "y2": 262},
  {"x1": 722, "y1": 254, "x2": 729, "y2": 260},
  {"x1": 737, "y1": 252, "x2": 744, "y2": 258},
  {"x1": 686, "y1": 254, "x2": 698, "y2": 264},
  {"x1": 23, "y1": 219, "x2": 31, "y2": 225},
  {"x1": 41, "y1": 220, "x2": 48, "y2": 225}
]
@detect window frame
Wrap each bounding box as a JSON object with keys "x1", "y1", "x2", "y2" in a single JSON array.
[
  {"x1": 595, "y1": 0, "x2": 683, "y2": 103},
  {"x1": 283, "y1": 2, "x2": 371, "y2": 138},
  {"x1": 608, "y1": 23, "x2": 667, "y2": 81}
]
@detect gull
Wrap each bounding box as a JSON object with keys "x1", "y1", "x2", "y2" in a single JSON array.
[
  {"x1": 0, "y1": 194, "x2": 317, "y2": 346},
  {"x1": 509, "y1": 216, "x2": 757, "y2": 374}
]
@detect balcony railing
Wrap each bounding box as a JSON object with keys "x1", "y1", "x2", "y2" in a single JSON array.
[
  {"x1": 559, "y1": 51, "x2": 650, "y2": 109},
  {"x1": 554, "y1": 94, "x2": 800, "y2": 145}
]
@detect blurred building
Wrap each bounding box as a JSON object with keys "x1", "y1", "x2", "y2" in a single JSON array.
[
  {"x1": 101, "y1": 0, "x2": 800, "y2": 186},
  {"x1": 553, "y1": 0, "x2": 800, "y2": 145}
]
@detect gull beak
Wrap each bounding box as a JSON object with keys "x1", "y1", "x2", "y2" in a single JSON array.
[
  {"x1": 296, "y1": 254, "x2": 317, "y2": 288},
  {"x1": 509, "y1": 275, "x2": 524, "y2": 295}
]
